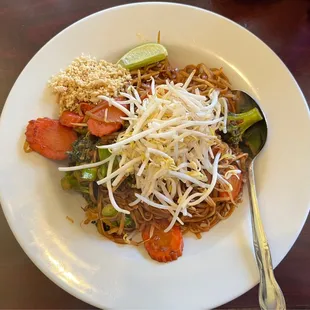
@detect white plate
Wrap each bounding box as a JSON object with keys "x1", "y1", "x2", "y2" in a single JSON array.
[{"x1": 0, "y1": 2, "x2": 309, "y2": 309}]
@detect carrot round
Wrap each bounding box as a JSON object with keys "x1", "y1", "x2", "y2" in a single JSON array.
[
  {"x1": 80, "y1": 102, "x2": 96, "y2": 114},
  {"x1": 219, "y1": 172, "x2": 243, "y2": 200},
  {"x1": 87, "y1": 105, "x2": 126, "y2": 137},
  {"x1": 142, "y1": 221, "x2": 184, "y2": 263},
  {"x1": 59, "y1": 111, "x2": 84, "y2": 127},
  {"x1": 25, "y1": 118, "x2": 77, "y2": 160}
]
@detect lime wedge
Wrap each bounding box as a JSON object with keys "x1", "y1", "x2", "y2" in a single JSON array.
[{"x1": 117, "y1": 43, "x2": 168, "y2": 70}]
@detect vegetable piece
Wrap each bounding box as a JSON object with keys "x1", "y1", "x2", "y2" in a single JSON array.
[
  {"x1": 87, "y1": 104, "x2": 126, "y2": 137},
  {"x1": 243, "y1": 121, "x2": 267, "y2": 157},
  {"x1": 68, "y1": 134, "x2": 97, "y2": 164},
  {"x1": 61, "y1": 174, "x2": 89, "y2": 193},
  {"x1": 98, "y1": 149, "x2": 111, "y2": 161},
  {"x1": 142, "y1": 222, "x2": 184, "y2": 263},
  {"x1": 219, "y1": 172, "x2": 243, "y2": 201},
  {"x1": 59, "y1": 111, "x2": 84, "y2": 127},
  {"x1": 87, "y1": 114, "x2": 122, "y2": 137},
  {"x1": 114, "y1": 96, "x2": 126, "y2": 101},
  {"x1": 102, "y1": 204, "x2": 118, "y2": 217},
  {"x1": 76, "y1": 167, "x2": 98, "y2": 182},
  {"x1": 124, "y1": 215, "x2": 135, "y2": 229},
  {"x1": 97, "y1": 149, "x2": 111, "y2": 178},
  {"x1": 25, "y1": 118, "x2": 77, "y2": 160},
  {"x1": 224, "y1": 107, "x2": 263, "y2": 146},
  {"x1": 61, "y1": 174, "x2": 79, "y2": 190},
  {"x1": 98, "y1": 165, "x2": 108, "y2": 179},
  {"x1": 80, "y1": 102, "x2": 96, "y2": 114}
]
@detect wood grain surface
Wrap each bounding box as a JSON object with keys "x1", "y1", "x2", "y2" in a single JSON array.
[{"x1": 0, "y1": 0, "x2": 309, "y2": 309}]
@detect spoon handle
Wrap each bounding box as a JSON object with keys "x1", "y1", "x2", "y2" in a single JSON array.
[{"x1": 247, "y1": 161, "x2": 286, "y2": 310}]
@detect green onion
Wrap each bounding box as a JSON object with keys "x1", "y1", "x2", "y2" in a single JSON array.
[
  {"x1": 74, "y1": 168, "x2": 98, "y2": 182},
  {"x1": 98, "y1": 149, "x2": 111, "y2": 161},
  {"x1": 97, "y1": 149, "x2": 111, "y2": 179},
  {"x1": 80, "y1": 168, "x2": 98, "y2": 181},
  {"x1": 98, "y1": 165, "x2": 108, "y2": 179}
]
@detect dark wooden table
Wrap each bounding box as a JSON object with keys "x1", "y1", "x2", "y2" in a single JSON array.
[{"x1": 0, "y1": 0, "x2": 309, "y2": 309}]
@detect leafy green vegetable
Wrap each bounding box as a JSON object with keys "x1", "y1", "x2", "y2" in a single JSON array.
[
  {"x1": 68, "y1": 134, "x2": 98, "y2": 164},
  {"x1": 223, "y1": 107, "x2": 263, "y2": 146}
]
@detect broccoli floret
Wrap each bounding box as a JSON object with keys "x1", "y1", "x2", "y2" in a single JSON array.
[{"x1": 224, "y1": 107, "x2": 263, "y2": 146}]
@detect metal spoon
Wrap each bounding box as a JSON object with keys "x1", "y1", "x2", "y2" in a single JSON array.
[{"x1": 233, "y1": 90, "x2": 286, "y2": 310}]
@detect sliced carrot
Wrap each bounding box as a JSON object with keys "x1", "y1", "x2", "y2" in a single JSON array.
[
  {"x1": 25, "y1": 118, "x2": 77, "y2": 160},
  {"x1": 81, "y1": 98, "x2": 126, "y2": 115},
  {"x1": 142, "y1": 221, "x2": 184, "y2": 263},
  {"x1": 219, "y1": 171, "x2": 243, "y2": 201},
  {"x1": 104, "y1": 104, "x2": 127, "y2": 123},
  {"x1": 80, "y1": 102, "x2": 96, "y2": 114},
  {"x1": 59, "y1": 111, "x2": 84, "y2": 127},
  {"x1": 114, "y1": 96, "x2": 126, "y2": 101},
  {"x1": 87, "y1": 105, "x2": 126, "y2": 137}
]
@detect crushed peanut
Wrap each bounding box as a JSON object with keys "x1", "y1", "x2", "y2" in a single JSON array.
[{"x1": 48, "y1": 55, "x2": 131, "y2": 113}]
